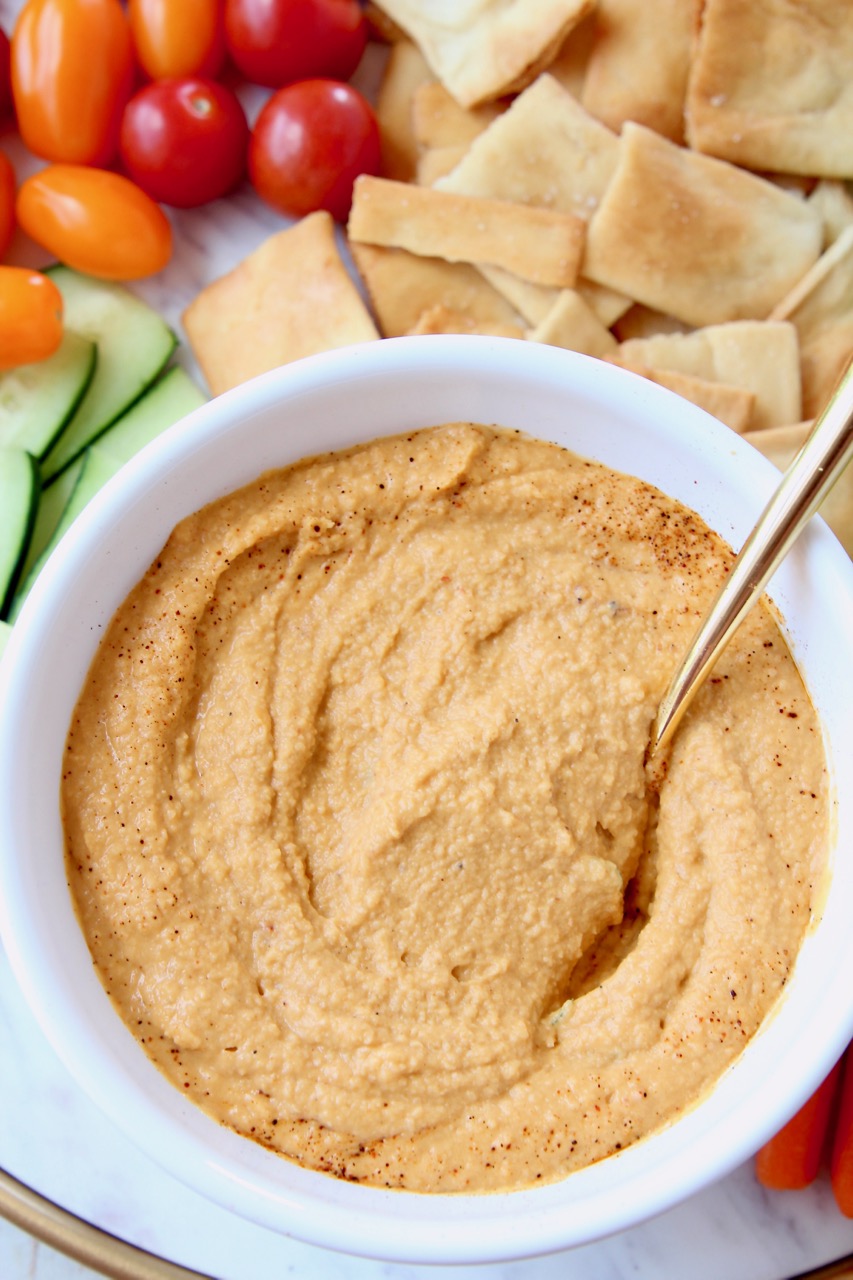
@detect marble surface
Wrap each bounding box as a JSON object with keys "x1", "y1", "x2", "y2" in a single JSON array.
[{"x1": 1, "y1": 3, "x2": 853, "y2": 1275}]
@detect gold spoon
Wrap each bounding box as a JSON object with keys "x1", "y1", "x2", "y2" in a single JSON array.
[{"x1": 649, "y1": 357, "x2": 853, "y2": 761}]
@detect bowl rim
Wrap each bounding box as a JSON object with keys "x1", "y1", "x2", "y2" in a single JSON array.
[{"x1": 1, "y1": 334, "x2": 853, "y2": 1265}]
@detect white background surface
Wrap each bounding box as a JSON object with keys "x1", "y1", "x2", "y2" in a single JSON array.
[{"x1": 1, "y1": 4, "x2": 853, "y2": 1276}]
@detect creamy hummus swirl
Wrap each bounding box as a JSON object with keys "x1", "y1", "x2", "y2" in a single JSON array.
[{"x1": 63, "y1": 423, "x2": 828, "y2": 1191}]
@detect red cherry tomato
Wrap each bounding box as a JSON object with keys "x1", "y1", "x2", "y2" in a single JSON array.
[
  {"x1": 0, "y1": 152, "x2": 14, "y2": 261},
  {"x1": 0, "y1": 28, "x2": 12, "y2": 121},
  {"x1": 11, "y1": 0, "x2": 134, "y2": 166},
  {"x1": 249, "y1": 79, "x2": 380, "y2": 222},
  {"x1": 120, "y1": 78, "x2": 248, "y2": 208},
  {"x1": 224, "y1": 0, "x2": 366, "y2": 88},
  {"x1": 17, "y1": 165, "x2": 173, "y2": 280},
  {"x1": 0, "y1": 266, "x2": 63, "y2": 369},
  {"x1": 128, "y1": 0, "x2": 226, "y2": 81}
]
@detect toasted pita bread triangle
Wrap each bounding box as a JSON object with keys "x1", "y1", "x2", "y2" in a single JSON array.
[
  {"x1": 581, "y1": 0, "x2": 699, "y2": 143},
  {"x1": 615, "y1": 320, "x2": 802, "y2": 430},
  {"x1": 606, "y1": 358, "x2": 755, "y2": 433},
  {"x1": 370, "y1": 0, "x2": 596, "y2": 107},
  {"x1": 348, "y1": 176, "x2": 585, "y2": 288},
  {"x1": 745, "y1": 420, "x2": 853, "y2": 557},
  {"x1": 546, "y1": 11, "x2": 597, "y2": 99},
  {"x1": 584, "y1": 123, "x2": 823, "y2": 327},
  {"x1": 770, "y1": 226, "x2": 853, "y2": 418},
  {"x1": 436, "y1": 74, "x2": 621, "y2": 222},
  {"x1": 527, "y1": 290, "x2": 618, "y2": 357},
  {"x1": 182, "y1": 215, "x2": 378, "y2": 396},
  {"x1": 686, "y1": 0, "x2": 853, "y2": 179},
  {"x1": 375, "y1": 41, "x2": 434, "y2": 183},
  {"x1": 808, "y1": 181, "x2": 853, "y2": 250},
  {"x1": 349, "y1": 241, "x2": 525, "y2": 337},
  {"x1": 407, "y1": 303, "x2": 523, "y2": 338},
  {"x1": 411, "y1": 81, "x2": 506, "y2": 149}
]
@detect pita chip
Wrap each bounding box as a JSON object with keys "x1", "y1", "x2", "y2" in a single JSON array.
[
  {"x1": 369, "y1": 0, "x2": 596, "y2": 107},
  {"x1": 349, "y1": 241, "x2": 525, "y2": 337},
  {"x1": 607, "y1": 358, "x2": 755, "y2": 434},
  {"x1": 407, "y1": 304, "x2": 524, "y2": 338},
  {"x1": 583, "y1": 123, "x2": 823, "y2": 327},
  {"x1": 348, "y1": 176, "x2": 585, "y2": 288},
  {"x1": 547, "y1": 11, "x2": 598, "y2": 100},
  {"x1": 375, "y1": 41, "x2": 434, "y2": 182},
  {"x1": 527, "y1": 290, "x2": 618, "y2": 358},
  {"x1": 575, "y1": 280, "x2": 633, "y2": 328},
  {"x1": 182, "y1": 214, "x2": 378, "y2": 397},
  {"x1": 436, "y1": 74, "x2": 621, "y2": 222},
  {"x1": 745, "y1": 420, "x2": 853, "y2": 557},
  {"x1": 685, "y1": 0, "x2": 853, "y2": 179},
  {"x1": 807, "y1": 181, "x2": 853, "y2": 250},
  {"x1": 411, "y1": 81, "x2": 505, "y2": 149},
  {"x1": 476, "y1": 266, "x2": 561, "y2": 327},
  {"x1": 364, "y1": 2, "x2": 407, "y2": 42},
  {"x1": 770, "y1": 226, "x2": 853, "y2": 418},
  {"x1": 475, "y1": 267, "x2": 631, "y2": 330},
  {"x1": 581, "y1": 0, "x2": 700, "y2": 143},
  {"x1": 615, "y1": 320, "x2": 802, "y2": 430},
  {"x1": 416, "y1": 145, "x2": 470, "y2": 186},
  {"x1": 612, "y1": 304, "x2": 691, "y2": 343}
]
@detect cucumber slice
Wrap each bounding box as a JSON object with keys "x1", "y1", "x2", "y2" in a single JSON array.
[
  {"x1": 0, "y1": 330, "x2": 97, "y2": 459},
  {"x1": 0, "y1": 449, "x2": 40, "y2": 617},
  {"x1": 8, "y1": 367, "x2": 206, "y2": 622},
  {"x1": 8, "y1": 449, "x2": 115, "y2": 624},
  {"x1": 40, "y1": 267, "x2": 177, "y2": 484},
  {"x1": 0, "y1": 619, "x2": 10, "y2": 662},
  {"x1": 90, "y1": 365, "x2": 206, "y2": 469},
  {"x1": 14, "y1": 454, "x2": 85, "y2": 591}
]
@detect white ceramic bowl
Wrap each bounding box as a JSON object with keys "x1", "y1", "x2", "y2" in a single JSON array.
[{"x1": 1, "y1": 335, "x2": 852, "y2": 1265}]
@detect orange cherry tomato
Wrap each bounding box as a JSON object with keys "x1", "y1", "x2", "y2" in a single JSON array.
[
  {"x1": 11, "y1": 0, "x2": 134, "y2": 166},
  {"x1": 129, "y1": 0, "x2": 226, "y2": 80},
  {"x1": 0, "y1": 266, "x2": 63, "y2": 369},
  {"x1": 0, "y1": 151, "x2": 14, "y2": 261},
  {"x1": 17, "y1": 165, "x2": 173, "y2": 280}
]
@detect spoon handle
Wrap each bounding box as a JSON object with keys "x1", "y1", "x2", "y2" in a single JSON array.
[{"x1": 650, "y1": 358, "x2": 853, "y2": 759}]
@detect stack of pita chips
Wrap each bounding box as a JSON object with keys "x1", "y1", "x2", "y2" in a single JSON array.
[{"x1": 183, "y1": 0, "x2": 853, "y2": 551}]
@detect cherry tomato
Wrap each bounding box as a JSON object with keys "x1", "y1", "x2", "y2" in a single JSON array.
[
  {"x1": 0, "y1": 27, "x2": 12, "y2": 121},
  {"x1": 128, "y1": 0, "x2": 226, "y2": 81},
  {"x1": 120, "y1": 77, "x2": 248, "y2": 208},
  {"x1": 0, "y1": 267, "x2": 63, "y2": 369},
  {"x1": 11, "y1": 0, "x2": 133, "y2": 166},
  {"x1": 249, "y1": 79, "x2": 380, "y2": 222},
  {"x1": 0, "y1": 152, "x2": 14, "y2": 261},
  {"x1": 224, "y1": 0, "x2": 366, "y2": 88},
  {"x1": 17, "y1": 165, "x2": 172, "y2": 280}
]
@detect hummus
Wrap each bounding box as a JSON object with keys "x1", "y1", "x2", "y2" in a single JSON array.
[{"x1": 62, "y1": 422, "x2": 828, "y2": 1193}]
